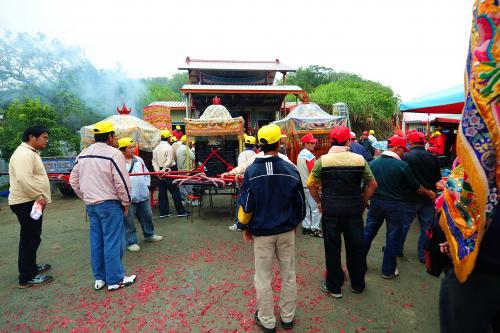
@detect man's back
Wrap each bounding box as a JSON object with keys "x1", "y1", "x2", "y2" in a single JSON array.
[
  {"x1": 369, "y1": 155, "x2": 420, "y2": 201},
  {"x1": 312, "y1": 151, "x2": 372, "y2": 217},
  {"x1": 239, "y1": 155, "x2": 305, "y2": 236},
  {"x1": 70, "y1": 142, "x2": 131, "y2": 206}
]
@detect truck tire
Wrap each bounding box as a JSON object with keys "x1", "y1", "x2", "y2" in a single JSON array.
[{"x1": 59, "y1": 185, "x2": 76, "y2": 196}]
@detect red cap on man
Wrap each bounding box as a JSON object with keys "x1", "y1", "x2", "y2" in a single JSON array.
[
  {"x1": 330, "y1": 125, "x2": 351, "y2": 143},
  {"x1": 407, "y1": 130, "x2": 426, "y2": 144},
  {"x1": 301, "y1": 133, "x2": 318, "y2": 144},
  {"x1": 362, "y1": 131, "x2": 369, "y2": 136},
  {"x1": 388, "y1": 135, "x2": 409, "y2": 152}
]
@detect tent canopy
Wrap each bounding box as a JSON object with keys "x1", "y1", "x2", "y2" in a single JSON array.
[
  {"x1": 400, "y1": 85, "x2": 464, "y2": 114},
  {"x1": 81, "y1": 114, "x2": 160, "y2": 152},
  {"x1": 274, "y1": 102, "x2": 345, "y2": 132}
]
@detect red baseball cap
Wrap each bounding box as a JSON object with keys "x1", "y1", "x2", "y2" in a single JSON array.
[
  {"x1": 301, "y1": 133, "x2": 318, "y2": 144},
  {"x1": 362, "y1": 131, "x2": 369, "y2": 136},
  {"x1": 388, "y1": 135, "x2": 409, "y2": 152},
  {"x1": 330, "y1": 125, "x2": 351, "y2": 143},
  {"x1": 407, "y1": 130, "x2": 426, "y2": 144}
]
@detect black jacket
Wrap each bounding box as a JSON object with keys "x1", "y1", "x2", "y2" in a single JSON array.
[
  {"x1": 238, "y1": 155, "x2": 306, "y2": 236},
  {"x1": 403, "y1": 146, "x2": 442, "y2": 202}
]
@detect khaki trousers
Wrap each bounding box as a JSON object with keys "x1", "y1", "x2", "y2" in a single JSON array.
[{"x1": 254, "y1": 229, "x2": 297, "y2": 329}]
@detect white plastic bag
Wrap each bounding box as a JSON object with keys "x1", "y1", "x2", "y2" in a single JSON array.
[{"x1": 30, "y1": 201, "x2": 43, "y2": 220}]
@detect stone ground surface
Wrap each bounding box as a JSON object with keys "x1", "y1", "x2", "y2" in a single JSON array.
[{"x1": 0, "y1": 193, "x2": 441, "y2": 333}]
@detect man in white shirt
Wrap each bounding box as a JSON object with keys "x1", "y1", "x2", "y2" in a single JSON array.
[
  {"x1": 152, "y1": 130, "x2": 190, "y2": 218},
  {"x1": 296, "y1": 133, "x2": 322, "y2": 238}
]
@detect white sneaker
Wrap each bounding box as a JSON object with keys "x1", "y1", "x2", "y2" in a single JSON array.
[
  {"x1": 228, "y1": 224, "x2": 241, "y2": 231},
  {"x1": 382, "y1": 268, "x2": 400, "y2": 279},
  {"x1": 145, "y1": 235, "x2": 163, "y2": 242},
  {"x1": 107, "y1": 275, "x2": 137, "y2": 291},
  {"x1": 127, "y1": 244, "x2": 140, "y2": 252},
  {"x1": 94, "y1": 279, "x2": 106, "y2": 290}
]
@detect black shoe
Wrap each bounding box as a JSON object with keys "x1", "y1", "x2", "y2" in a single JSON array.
[
  {"x1": 281, "y1": 319, "x2": 294, "y2": 329},
  {"x1": 19, "y1": 274, "x2": 53, "y2": 289},
  {"x1": 310, "y1": 229, "x2": 323, "y2": 238},
  {"x1": 159, "y1": 213, "x2": 173, "y2": 218},
  {"x1": 320, "y1": 282, "x2": 342, "y2": 298},
  {"x1": 351, "y1": 286, "x2": 364, "y2": 294},
  {"x1": 254, "y1": 311, "x2": 276, "y2": 333},
  {"x1": 37, "y1": 263, "x2": 51, "y2": 273},
  {"x1": 177, "y1": 211, "x2": 192, "y2": 217},
  {"x1": 302, "y1": 228, "x2": 311, "y2": 235}
]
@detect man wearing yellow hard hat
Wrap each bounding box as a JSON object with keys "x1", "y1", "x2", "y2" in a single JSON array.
[
  {"x1": 228, "y1": 135, "x2": 257, "y2": 232},
  {"x1": 368, "y1": 129, "x2": 378, "y2": 144},
  {"x1": 237, "y1": 123, "x2": 306, "y2": 331},
  {"x1": 152, "y1": 129, "x2": 190, "y2": 218},
  {"x1": 170, "y1": 135, "x2": 182, "y2": 165},
  {"x1": 69, "y1": 121, "x2": 136, "y2": 291},
  {"x1": 118, "y1": 138, "x2": 163, "y2": 252}
]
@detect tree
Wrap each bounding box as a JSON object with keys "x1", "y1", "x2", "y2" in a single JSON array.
[
  {"x1": 283, "y1": 65, "x2": 360, "y2": 92},
  {"x1": 310, "y1": 78, "x2": 398, "y2": 135},
  {"x1": 137, "y1": 81, "x2": 182, "y2": 114},
  {"x1": 0, "y1": 98, "x2": 79, "y2": 159}
]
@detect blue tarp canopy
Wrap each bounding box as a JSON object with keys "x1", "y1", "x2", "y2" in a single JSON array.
[{"x1": 400, "y1": 85, "x2": 464, "y2": 114}]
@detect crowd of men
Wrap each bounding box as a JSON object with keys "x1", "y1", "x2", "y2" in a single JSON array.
[{"x1": 6, "y1": 122, "x2": 499, "y2": 332}]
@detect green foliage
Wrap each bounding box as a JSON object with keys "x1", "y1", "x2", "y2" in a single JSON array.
[
  {"x1": 283, "y1": 65, "x2": 360, "y2": 92},
  {"x1": 0, "y1": 98, "x2": 79, "y2": 159},
  {"x1": 310, "y1": 78, "x2": 398, "y2": 133}
]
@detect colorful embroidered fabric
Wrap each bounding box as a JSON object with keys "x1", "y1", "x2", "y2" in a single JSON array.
[{"x1": 439, "y1": 0, "x2": 499, "y2": 282}]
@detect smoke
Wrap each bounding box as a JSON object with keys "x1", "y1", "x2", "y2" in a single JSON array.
[{"x1": 0, "y1": 32, "x2": 146, "y2": 119}]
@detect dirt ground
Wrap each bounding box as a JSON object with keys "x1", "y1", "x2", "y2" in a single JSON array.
[{"x1": 0, "y1": 193, "x2": 441, "y2": 333}]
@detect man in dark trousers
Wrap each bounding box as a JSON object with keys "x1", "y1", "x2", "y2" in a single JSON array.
[
  {"x1": 152, "y1": 130, "x2": 190, "y2": 218},
  {"x1": 9, "y1": 126, "x2": 53, "y2": 288},
  {"x1": 400, "y1": 130, "x2": 442, "y2": 262},
  {"x1": 308, "y1": 125, "x2": 378, "y2": 298},
  {"x1": 238, "y1": 124, "x2": 306, "y2": 333},
  {"x1": 364, "y1": 135, "x2": 436, "y2": 279}
]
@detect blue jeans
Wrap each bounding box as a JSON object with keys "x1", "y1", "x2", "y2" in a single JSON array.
[
  {"x1": 400, "y1": 201, "x2": 435, "y2": 262},
  {"x1": 364, "y1": 198, "x2": 404, "y2": 276},
  {"x1": 86, "y1": 200, "x2": 125, "y2": 285},
  {"x1": 125, "y1": 200, "x2": 155, "y2": 246}
]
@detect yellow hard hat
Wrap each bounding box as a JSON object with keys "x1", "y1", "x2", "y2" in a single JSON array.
[
  {"x1": 118, "y1": 137, "x2": 134, "y2": 149},
  {"x1": 432, "y1": 131, "x2": 442, "y2": 137},
  {"x1": 243, "y1": 133, "x2": 248, "y2": 139},
  {"x1": 170, "y1": 136, "x2": 177, "y2": 142},
  {"x1": 160, "y1": 129, "x2": 171, "y2": 138},
  {"x1": 93, "y1": 121, "x2": 114, "y2": 134},
  {"x1": 245, "y1": 136, "x2": 256, "y2": 145},
  {"x1": 369, "y1": 130, "x2": 375, "y2": 135},
  {"x1": 176, "y1": 125, "x2": 181, "y2": 130},
  {"x1": 258, "y1": 124, "x2": 286, "y2": 145},
  {"x1": 181, "y1": 135, "x2": 187, "y2": 142}
]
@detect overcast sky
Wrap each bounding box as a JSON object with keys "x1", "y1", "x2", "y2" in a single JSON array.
[{"x1": 0, "y1": 0, "x2": 473, "y2": 101}]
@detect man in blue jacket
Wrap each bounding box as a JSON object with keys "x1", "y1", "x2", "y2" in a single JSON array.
[{"x1": 238, "y1": 124, "x2": 306, "y2": 333}]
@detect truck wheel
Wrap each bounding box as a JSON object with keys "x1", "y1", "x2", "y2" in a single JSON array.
[{"x1": 59, "y1": 186, "x2": 75, "y2": 196}]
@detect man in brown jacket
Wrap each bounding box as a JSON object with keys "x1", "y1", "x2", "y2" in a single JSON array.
[{"x1": 70, "y1": 121, "x2": 136, "y2": 291}]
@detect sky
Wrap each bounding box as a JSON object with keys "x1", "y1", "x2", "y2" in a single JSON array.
[{"x1": 0, "y1": 0, "x2": 474, "y2": 101}]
